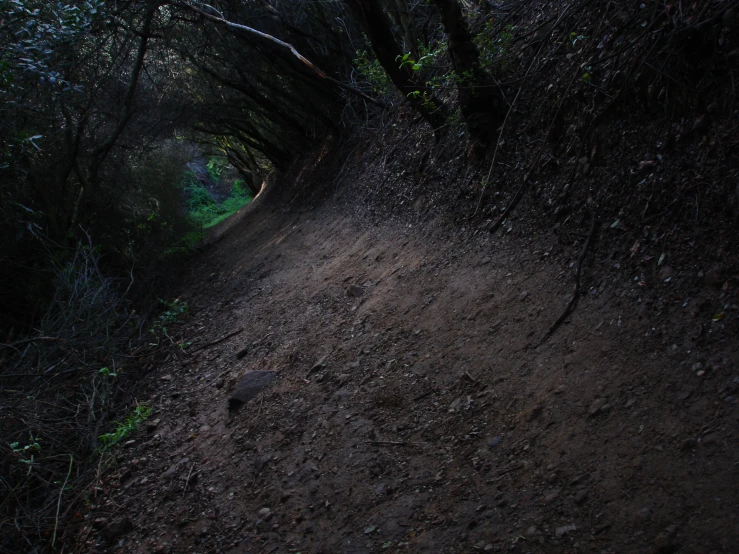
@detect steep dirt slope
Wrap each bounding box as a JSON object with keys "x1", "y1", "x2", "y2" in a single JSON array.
[{"x1": 86, "y1": 185, "x2": 738, "y2": 554}]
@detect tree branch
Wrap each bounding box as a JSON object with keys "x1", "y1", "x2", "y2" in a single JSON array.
[
  {"x1": 177, "y1": 1, "x2": 387, "y2": 108},
  {"x1": 91, "y1": 7, "x2": 158, "y2": 164}
]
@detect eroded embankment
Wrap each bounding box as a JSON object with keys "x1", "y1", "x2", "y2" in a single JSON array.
[{"x1": 92, "y1": 190, "x2": 737, "y2": 554}]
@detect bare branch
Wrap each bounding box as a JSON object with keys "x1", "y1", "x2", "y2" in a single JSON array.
[{"x1": 176, "y1": 1, "x2": 387, "y2": 108}]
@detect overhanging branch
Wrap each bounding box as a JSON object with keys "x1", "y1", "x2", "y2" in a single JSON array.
[{"x1": 176, "y1": 1, "x2": 387, "y2": 108}]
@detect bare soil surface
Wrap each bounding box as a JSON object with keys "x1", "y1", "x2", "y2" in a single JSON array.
[{"x1": 87, "y1": 170, "x2": 738, "y2": 553}]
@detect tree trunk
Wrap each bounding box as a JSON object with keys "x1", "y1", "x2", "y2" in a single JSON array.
[
  {"x1": 226, "y1": 150, "x2": 262, "y2": 197},
  {"x1": 345, "y1": 0, "x2": 447, "y2": 131},
  {"x1": 71, "y1": 6, "x2": 157, "y2": 233},
  {"x1": 387, "y1": 0, "x2": 420, "y2": 59},
  {"x1": 431, "y1": 0, "x2": 505, "y2": 142}
]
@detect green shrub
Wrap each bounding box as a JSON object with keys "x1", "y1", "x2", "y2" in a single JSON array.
[
  {"x1": 354, "y1": 49, "x2": 393, "y2": 96},
  {"x1": 182, "y1": 171, "x2": 216, "y2": 211},
  {"x1": 205, "y1": 156, "x2": 227, "y2": 182},
  {"x1": 182, "y1": 173, "x2": 252, "y2": 229},
  {"x1": 475, "y1": 22, "x2": 515, "y2": 73}
]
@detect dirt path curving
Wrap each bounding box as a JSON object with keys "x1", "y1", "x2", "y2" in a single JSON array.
[{"x1": 92, "y1": 194, "x2": 737, "y2": 554}]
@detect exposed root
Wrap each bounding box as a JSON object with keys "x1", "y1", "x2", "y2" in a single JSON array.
[{"x1": 535, "y1": 211, "x2": 597, "y2": 347}]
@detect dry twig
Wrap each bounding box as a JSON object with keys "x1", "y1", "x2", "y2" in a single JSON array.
[
  {"x1": 535, "y1": 212, "x2": 597, "y2": 347},
  {"x1": 190, "y1": 327, "x2": 244, "y2": 354}
]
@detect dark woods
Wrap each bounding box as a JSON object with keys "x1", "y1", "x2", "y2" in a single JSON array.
[
  {"x1": 1, "y1": 0, "x2": 737, "y2": 550},
  {"x1": 0, "y1": 0, "x2": 478, "y2": 549},
  {"x1": 0, "y1": 0, "x2": 352, "y2": 333}
]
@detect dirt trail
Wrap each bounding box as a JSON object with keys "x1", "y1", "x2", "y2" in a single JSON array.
[{"x1": 95, "y1": 192, "x2": 738, "y2": 554}]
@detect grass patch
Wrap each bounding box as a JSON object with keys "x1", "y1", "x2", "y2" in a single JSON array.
[
  {"x1": 201, "y1": 195, "x2": 251, "y2": 228},
  {"x1": 97, "y1": 403, "x2": 151, "y2": 451},
  {"x1": 182, "y1": 171, "x2": 252, "y2": 229}
]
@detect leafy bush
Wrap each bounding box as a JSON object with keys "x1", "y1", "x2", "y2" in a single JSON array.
[
  {"x1": 183, "y1": 172, "x2": 252, "y2": 229},
  {"x1": 475, "y1": 22, "x2": 515, "y2": 73},
  {"x1": 354, "y1": 49, "x2": 393, "y2": 96},
  {"x1": 0, "y1": 239, "x2": 150, "y2": 551},
  {"x1": 206, "y1": 156, "x2": 228, "y2": 182},
  {"x1": 182, "y1": 171, "x2": 216, "y2": 211}
]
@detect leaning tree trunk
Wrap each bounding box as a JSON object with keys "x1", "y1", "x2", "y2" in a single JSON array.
[
  {"x1": 387, "y1": 0, "x2": 421, "y2": 60},
  {"x1": 431, "y1": 0, "x2": 505, "y2": 142},
  {"x1": 345, "y1": 0, "x2": 447, "y2": 131},
  {"x1": 225, "y1": 151, "x2": 262, "y2": 197}
]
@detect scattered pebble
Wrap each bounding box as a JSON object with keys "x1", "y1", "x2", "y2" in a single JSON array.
[
  {"x1": 257, "y1": 507, "x2": 272, "y2": 521},
  {"x1": 588, "y1": 398, "x2": 607, "y2": 417},
  {"x1": 555, "y1": 523, "x2": 577, "y2": 537},
  {"x1": 346, "y1": 284, "x2": 364, "y2": 297}
]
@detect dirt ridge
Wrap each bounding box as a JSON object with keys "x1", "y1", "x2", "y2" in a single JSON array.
[{"x1": 87, "y1": 174, "x2": 738, "y2": 553}]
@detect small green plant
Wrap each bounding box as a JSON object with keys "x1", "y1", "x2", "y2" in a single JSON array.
[
  {"x1": 181, "y1": 172, "x2": 252, "y2": 230},
  {"x1": 396, "y1": 52, "x2": 435, "y2": 72},
  {"x1": 569, "y1": 32, "x2": 585, "y2": 47},
  {"x1": 98, "y1": 366, "x2": 116, "y2": 377},
  {"x1": 205, "y1": 156, "x2": 227, "y2": 182},
  {"x1": 10, "y1": 436, "x2": 41, "y2": 466},
  {"x1": 150, "y1": 298, "x2": 190, "y2": 336},
  {"x1": 354, "y1": 48, "x2": 393, "y2": 96},
  {"x1": 150, "y1": 298, "x2": 189, "y2": 344},
  {"x1": 476, "y1": 22, "x2": 515, "y2": 73},
  {"x1": 417, "y1": 41, "x2": 446, "y2": 62},
  {"x1": 454, "y1": 69, "x2": 475, "y2": 87},
  {"x1": 98, "y1": 403, "x2": 152, "y2": 451},
  {"x1": 581, "y1": 64, "x2": 592, "y2": 84},
  {"x1": 407, "y1": 90, "x2": 438, "y2": 113}
]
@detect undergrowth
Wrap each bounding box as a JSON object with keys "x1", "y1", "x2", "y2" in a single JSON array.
[
  {"x1": 475, "y1": 21, "x2": 515, "y2": 73},
  {"x1": 97, "y1": 403, "x2": 151, "y2": 451},
  {"x1": 0, "y1": 240, "x2": 189, "y2": 551},
  {"x1": 149, "y1": 298, "x2": 189, "y2": 346},
  {"x1": 182, "y1": 170, "x2": 252, "y2": 230},
  {"x1": 353, "y1": 48, "x2": 394, "y2": 97}
]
